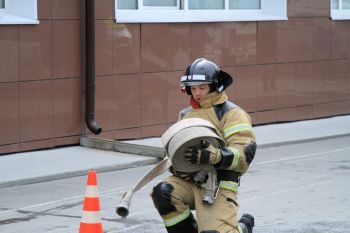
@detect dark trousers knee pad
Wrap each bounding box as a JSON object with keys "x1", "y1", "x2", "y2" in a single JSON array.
[{"x1": 151, "y1": 182, "x2": 176, "y2": 215}]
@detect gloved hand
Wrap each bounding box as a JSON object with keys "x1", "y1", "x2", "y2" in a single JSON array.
[
  {"x1": 169, "y1": 166, "x2": 194, "y2": 181},
  {"x1": 184, "y1": 140, "x2": 222, "y2": 165}
]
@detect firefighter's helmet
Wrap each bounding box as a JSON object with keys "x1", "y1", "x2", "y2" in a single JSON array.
[{"x1": 180, "y1": 58, "x2": 233, "y2": 95}]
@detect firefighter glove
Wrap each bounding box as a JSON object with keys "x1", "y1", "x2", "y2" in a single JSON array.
[{"x1": 184, "y1": 140, "x2": 222, "y2": 165}]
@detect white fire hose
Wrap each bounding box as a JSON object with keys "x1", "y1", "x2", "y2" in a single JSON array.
[{"x1": 116, "y1": 118, "x2": 225, "y2": 217}]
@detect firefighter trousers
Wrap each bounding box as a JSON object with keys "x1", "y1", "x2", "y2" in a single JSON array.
[{"x1": 151, "y1": 175, "x2": 242, "y2": 233}]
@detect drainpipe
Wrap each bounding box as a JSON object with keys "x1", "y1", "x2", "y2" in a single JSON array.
[{"x1": 85, "y1": 0, "x2": 102, "y2": 135}]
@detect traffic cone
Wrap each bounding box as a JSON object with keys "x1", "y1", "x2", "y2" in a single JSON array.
[{"x1": 79, "y1": 170, "x2": 103, "y2": 233}]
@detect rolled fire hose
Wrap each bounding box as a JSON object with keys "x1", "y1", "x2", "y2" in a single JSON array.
[{"x1": 116, "y1": 118, "x2": 225, "y2": 217}]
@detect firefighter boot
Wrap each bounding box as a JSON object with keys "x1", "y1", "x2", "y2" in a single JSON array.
[
  {"x1": 165, "y1": 213, "x2": 198, "y2": 233},
  {"x1": 238, "y1": 213, "x2": 254, "y2": 233}
]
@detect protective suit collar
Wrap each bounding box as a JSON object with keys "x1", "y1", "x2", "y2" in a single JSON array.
[{"x1": 198, "y1": 91, "x2": 228, "y2": 109}]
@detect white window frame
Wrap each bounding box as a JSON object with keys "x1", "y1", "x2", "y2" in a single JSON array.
[
  {"x1": 115, "y1": 0, "x2": 287, "y2": 23},
  {"x1": 0, "y1": 0, "x2": 39, "y2": 25},
  {"x1": 330, "y1": 0, "x2": 350, "y2": 20}
]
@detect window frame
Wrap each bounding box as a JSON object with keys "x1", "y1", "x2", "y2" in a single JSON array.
[
  {"x1": 331, "y1": 0, "x2": 350, "y2": 20},
  {"x1": 0, "y1": 0, "x2": 39, "y2": 25},
  {"x1": 114, "y1": 0, "x2": 287, "y2": 23}
]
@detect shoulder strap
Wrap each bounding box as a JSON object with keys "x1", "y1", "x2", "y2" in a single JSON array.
[
  {"x1": 213, "y1": 101, "x2": 238, "y2": 121},
  {"x1": 179, "y1": 106, "x2": 192, "y2": 120}
]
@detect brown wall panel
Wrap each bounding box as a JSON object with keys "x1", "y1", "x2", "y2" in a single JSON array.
[
  {"x1": 276, "y1": 20, "x2": 295, "y2": 63},
  {"x1": 95, "y1": 20, "x2": 114, "y2": 76},
  {"x1": 53, "y1": 135, "x2": 80, "y2": 147},
  {"x1": 295, "y1": 105, "x2": 313, "y2": 121},
  {"x1": 288, "y1": 0, "x2": 314, "y2": 18},
  {"x1": 141, "y1": 24, "x2": 168, "y2": 73},
  {"x1": 52, "y1": 0, "x2": 82, "y2": 20},
  {"x1": 313, "y1": 18, "x2": 331, "y2": 60},
  {"x1": 20, "y1": 139, "x2": 54, "y2": 152},
  {"x1": 294, "y1": 18, "x2": 313, "y2": 61},
  {"x1": 312, "y1": 60, "x2": 331, "y2": 104},
  {"x1": 191, "y1": 23, "x2": 215, "y2": 62},
  {"x1": 53, "y1": 78, "x2": 82, "y2": 138},
  {"x1": 95, "y1": 0, "x2": 114, "y2": 19},
  {"x1": 214, "y1": 23, "x2": 237, "y2": 67},
  {"x1": 255, "y1": 110, "x2": 276, "y2": 125},
  {"x1": 20, "y1": 80, "x2": 53, "y2": 142},
  {"x1": 86, "y1": 130, "x2": 114, "y2": 141},
  {"x1": 141, "y1": 72, "x2": 167, "y2": 126},
  {"x1": 141, "y1": 124, "x2": 167, "y2": 138},
  {"x1": 0, "y1": 26, "x2": 19, "y2": 83},
  {"x1": 19, "y1": 21, "x2": 52, "y2": 81},
  {"x1": 276, "y1": 108, "x2": 296, "y2": 122},
  {"x1": 95, "y1": 76, "x2": 114, "y2": 131},
  {"x1": 0, "y1": 144, "x2": 19, "y2": 155},
  {"x1": 313, "y1": 103, "x2": 331, "y2": 119},
  {"x1": 235, "y1": 22, "x2": 257, "y2": 65},
  {"x1": 314, "y1": 0, "x2": 329, "y2": 17},
  {"x1": 114, "y1": 74, "x2": 141, "y2": 129},
  {"x1": 275, "y1": 63, "x2": 295, "y2": 108},
  {"x1": 329, "y1": 60, "x2": 350, "y2": 102},
  {"x1": 330, "y1": 101, "x2": 350, "y2": 116},
  {"x1": 52, "y1": 20, "x2": 82, "y2": 79},
  {"x1": 330, "y1": 21, "x2": 349, "y2": 59},
  {"x1": 141, "y1": 24, "x2": 191, "y2": 73},
  {"x1": 295, "y1": 62, "x2": 313, "y2": 106},
  {"x1": 165, "y1": 24, "x2": 192, "y2": 71},
  {"x1": 257, "y1": 22, "x2": 277, "y2": 64},
  {"x1": 38, "y1": 0, "x2": 52, "y2": 20},
  {"x1": 234, "y1": 66, "x2": 257, "y2": 112},
  {"x1": 0, "y1": 83, "x2": 19, "y2": 145},
  {"x1": 115, "y1": 128, "x2": 140, "y2": 140},
  {"x1": 256, "y1": 64, "x2": 277, "y2": 111},
  {"x1": 114, "y1": 24, "x2": 141, "y2": 75}
]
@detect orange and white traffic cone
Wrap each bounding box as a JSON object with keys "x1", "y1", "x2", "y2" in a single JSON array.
[{"x1": 79, "y1": 170, "x2": 103, "y2": 233}]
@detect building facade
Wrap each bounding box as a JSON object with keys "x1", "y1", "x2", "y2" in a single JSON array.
[{"x1": 0, "y1": 0, "x2": 350, "y2": 155}]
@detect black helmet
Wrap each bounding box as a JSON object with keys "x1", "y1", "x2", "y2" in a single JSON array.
[{"x1": 180, "y1": 58, "x2": 233, "y2": 95}]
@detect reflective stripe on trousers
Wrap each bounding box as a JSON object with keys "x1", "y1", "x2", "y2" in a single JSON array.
[{"x1": 163, "y1": 208, "x2": 191, "y2": 227}]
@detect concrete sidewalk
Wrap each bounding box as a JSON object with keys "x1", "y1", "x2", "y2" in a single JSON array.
[{"x1": 0, "y1": 115, "x2": 349, "y2": 188}]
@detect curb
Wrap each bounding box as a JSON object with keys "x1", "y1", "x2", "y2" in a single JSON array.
[
  {"x1": 80, "y1": 136, "x2": 165, "y2": 158},
  {"x1": 257, "y1": 132, "x2": 350, "y2": 149},
  {"x1": 0, "y1": 157, "x2": 159, "y2": 189}
]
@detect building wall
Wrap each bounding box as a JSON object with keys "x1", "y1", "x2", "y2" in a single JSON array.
[{"x1": 0, "y1": 0, "x2": 350, "y2": 155}]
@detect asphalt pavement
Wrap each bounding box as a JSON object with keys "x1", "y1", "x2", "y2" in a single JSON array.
[{"x1": 0, "y1": 115, "x2": 349, "y2": 189}]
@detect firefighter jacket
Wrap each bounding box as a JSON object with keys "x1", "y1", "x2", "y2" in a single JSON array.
[{"x1": 179, "y1": 91, "x2": 257, "y2": 185}]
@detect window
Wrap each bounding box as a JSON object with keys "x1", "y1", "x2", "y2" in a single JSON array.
[
  {"x1": 0, "y1": 0, "x2": 39, "y2": 24},
  {"x1": 115, "y1": 0, "x2": 287, "y2": 23},
  {"x1": 331, "y1": 0, "x2": 350, "y2": 20},
  {"x1": 229, "y1": 0, "x2": 261, "y2": 9},
  {"x1": 116, "y1": 0, "x2": 179, "y2": 9}
]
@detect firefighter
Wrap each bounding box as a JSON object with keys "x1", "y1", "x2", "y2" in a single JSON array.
[{"x1": 151, "y1": 58, "x2": 257, "y2": 233}]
